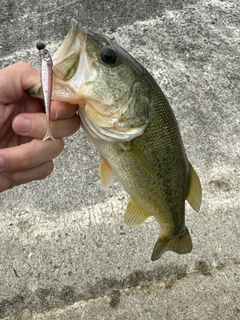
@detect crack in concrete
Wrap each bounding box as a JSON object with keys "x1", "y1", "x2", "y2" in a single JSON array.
[{"x1": 0, "y1": 259, "x2": 228, "y2": 319}]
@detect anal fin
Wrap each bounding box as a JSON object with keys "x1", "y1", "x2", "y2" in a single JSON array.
[
  {"x1": 186, "y1": 162, "x2": 202, "y2": 212},
  {"x1": 151, "y1": 228, "x2": 192, "y2": 261},
  {"x1": 124, "y1": 198, "x2": 150, "y2": 226},
  {"x1": 99, "y1": 156, "x2": 114, "y2": 190}
]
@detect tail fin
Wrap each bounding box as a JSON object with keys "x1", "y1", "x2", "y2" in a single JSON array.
[{"x1": 151, "y1": 228, "x2": 192, "y2": 261}]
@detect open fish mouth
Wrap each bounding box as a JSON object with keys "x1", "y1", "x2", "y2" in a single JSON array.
[{"x1": 28, "y1": 19, "x2": 91, "y2": 103}]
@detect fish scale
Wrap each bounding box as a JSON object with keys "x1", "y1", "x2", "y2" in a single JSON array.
[{"x1": 94, "y1": 82, "x2": 188, "y2": 232}]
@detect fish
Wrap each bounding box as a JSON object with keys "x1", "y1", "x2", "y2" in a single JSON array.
[{"x1": 28, "y1": 19, "x2": 202, "y2": 261}]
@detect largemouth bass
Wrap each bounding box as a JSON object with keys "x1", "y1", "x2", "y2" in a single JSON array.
[{"x1": 29, "y1": 19, "x2": 202, "y2": 261}]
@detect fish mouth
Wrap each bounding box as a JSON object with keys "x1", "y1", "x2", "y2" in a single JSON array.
[{"x1": 27, "y1": 19, "x2": 91, "y2": 103}]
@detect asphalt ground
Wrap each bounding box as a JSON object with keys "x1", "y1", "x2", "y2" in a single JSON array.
[{"x1": 0, "y1": 0, "x2": 240, "y2": 319}]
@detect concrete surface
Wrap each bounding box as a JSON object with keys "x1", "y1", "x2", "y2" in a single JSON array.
[{"x1": 0, "y1": 0, "x2": 240, "y2": 319}]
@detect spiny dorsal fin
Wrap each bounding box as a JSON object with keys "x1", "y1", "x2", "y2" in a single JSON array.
[
  {"x1": 151, "y1": 228, "x2": 192, "y2": 261},
  {"x1": 124, "y1": 198, "x2": 150, "y2": 226},
  {"x1": 186, "y1": 162, "x2": 202, "y2": 212},
  {"x1": 99, "y1": 156, "x2": 114, "y2": 190}
]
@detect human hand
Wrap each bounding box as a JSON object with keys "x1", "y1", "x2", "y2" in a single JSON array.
[{"x1": 0, "y1": 61, "x2": 80, "y2": 192}]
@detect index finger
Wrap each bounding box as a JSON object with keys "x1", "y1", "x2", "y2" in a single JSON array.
[{"x1": 0, "y1": 61, "x2": 39, "y2": 103}]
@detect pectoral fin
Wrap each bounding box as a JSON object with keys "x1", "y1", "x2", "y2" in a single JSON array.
[
  {"x1": 120, "y1": 142, "x2": 156, "y2": 179},
  {"x1": 124, "y1": 198, "x2": 150, "y2": 226},
  {"x1": 99, "y1": 156, "x2": 114, "y2": 190},
  {"x1": 151, "y1": 228, "x2": 192, "y2": 261},
  {"x1": 186, "y1": 162, "x2": 202, "y2": 212}
]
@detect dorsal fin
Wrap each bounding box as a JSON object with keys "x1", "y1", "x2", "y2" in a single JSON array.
[
  {"x1": 186, "y1": 162, "x2": 202, "y2": 212},
  {"x1": 124, "y1": 198, "x2": 150, "y2": 226},
  {"x1": 99, "y1": 156, "x2": 114, "y2": 190}
]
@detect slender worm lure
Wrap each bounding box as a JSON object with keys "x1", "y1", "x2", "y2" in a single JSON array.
[{"x1": 36, "y1": 42, "x2": 55, "y2": 141}]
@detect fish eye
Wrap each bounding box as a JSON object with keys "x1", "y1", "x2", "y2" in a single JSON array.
[{"x1": 100, "y1": 47, "x2": 117, "y2": 65}]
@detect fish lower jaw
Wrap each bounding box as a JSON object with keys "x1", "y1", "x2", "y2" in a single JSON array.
[
  {"x1": 27, "y1": 82, "x2": 42, "y2": 98},
  {"x1": 50, "y1": 81, "x2": 83, "y2": 104}
]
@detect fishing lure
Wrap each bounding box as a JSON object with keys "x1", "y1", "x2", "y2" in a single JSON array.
[{"x1": 36, "y1": 42, "x2": 55, "y2": 141}]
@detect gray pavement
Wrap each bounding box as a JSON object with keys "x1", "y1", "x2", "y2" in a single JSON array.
[{"x1": 1, "y1": 0, "x2": 240, "y2": 319}]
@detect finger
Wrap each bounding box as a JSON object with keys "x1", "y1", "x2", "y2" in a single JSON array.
[
  {"x1": 13, "y1": 113, "x2": 80, "y2": 139},
  {"x1": 0, "y1": 138, "x2": 63, "y2": 172},
  {"x1": 0, "y1": 161, "x2": 54, "y2": 192},
  {"x1": 0, "y1": 62, "x2": 39, "y2": 103},
  {"x1": 50, "y1": 101, "x2": 79, "y2": 120}
]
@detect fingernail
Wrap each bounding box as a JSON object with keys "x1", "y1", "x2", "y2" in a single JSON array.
[
  {"x1": 0, "y1": 156, "x2": 5, "y2": 171},
  {"x1": 55, "y1": 107, "x2": 59, "y2": 120},
  {"x1": 13, "y1": 116, "x2": 31, "y2": 134},
  {"x1": 54, "y1": 103, "x2": 69, "y2": 120},
  {"x1": 55, "y1": 104, "x2": 64, "y2": 120}
]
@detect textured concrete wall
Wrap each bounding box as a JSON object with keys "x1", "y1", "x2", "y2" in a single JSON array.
[{"x1": 0, "y1": 0, "x2": 240, "y2": 319}]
